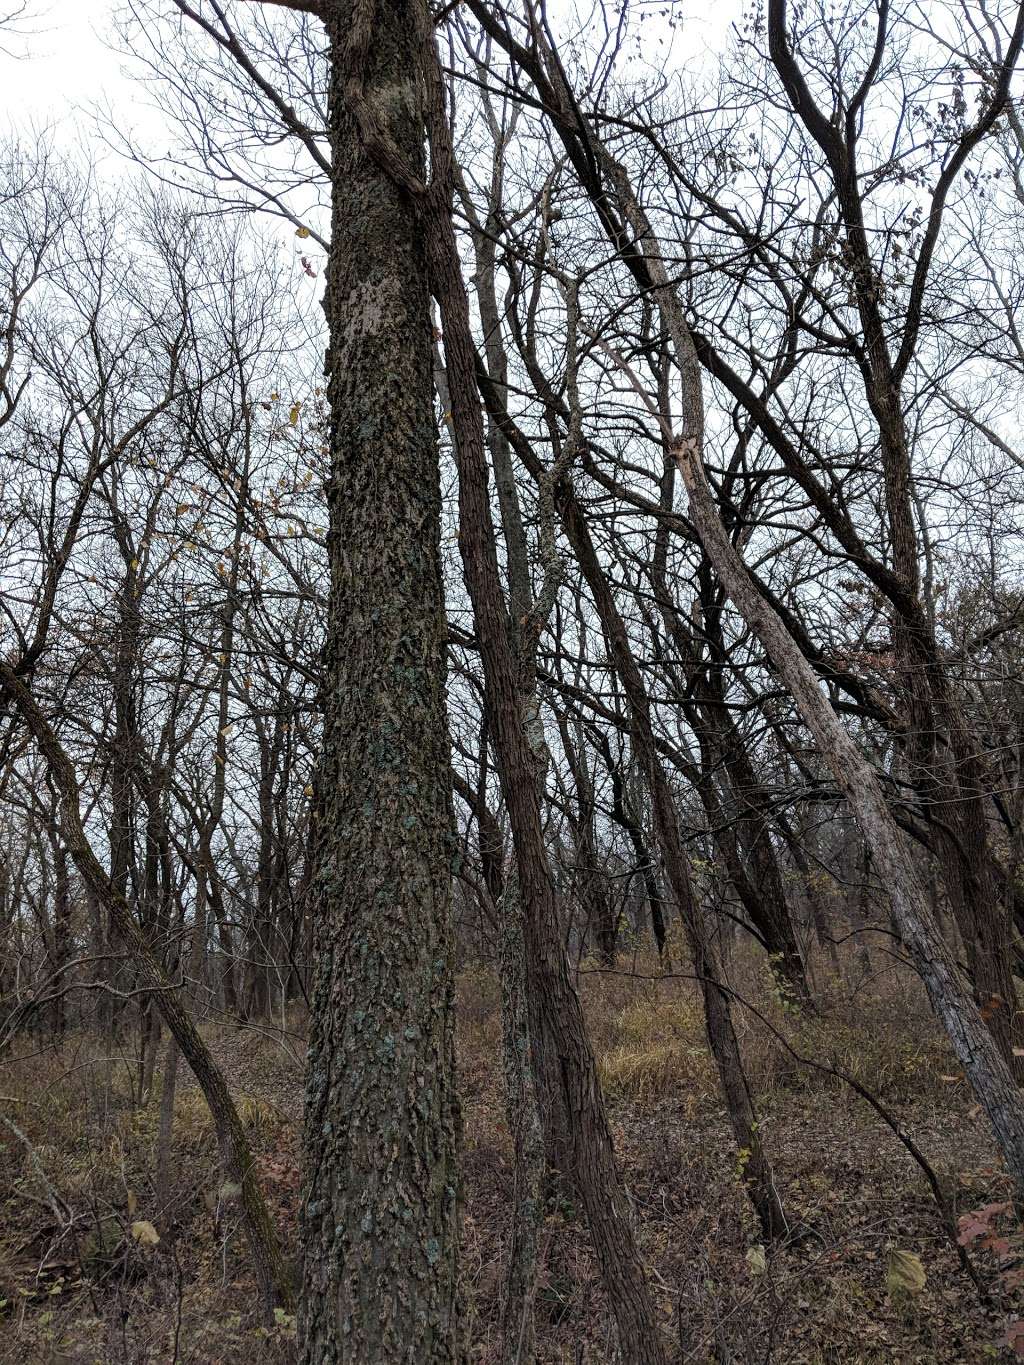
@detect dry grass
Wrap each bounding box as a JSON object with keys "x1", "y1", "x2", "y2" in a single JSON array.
[
  {"x1": 596, "y1": 994, "x2": 717, "y2": 1105},
  {"x1": 0, "y1": 947, "x2": 1018, "y2": 1362}
]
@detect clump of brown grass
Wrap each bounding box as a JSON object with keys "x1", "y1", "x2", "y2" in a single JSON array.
[
  {"x1": 451, "y1": 945, "x2": 959, "y2": 1117},
  {"x1": 596, "y1": 991, "x2": 718, "y2": 1105}
]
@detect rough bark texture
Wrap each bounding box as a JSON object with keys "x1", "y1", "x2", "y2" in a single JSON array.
[
  {"x1": 418, "y1": 23, "x2": 670, "y2": 1362},
  {"x1": 297, "y1": 4, "x2": 462, "y2": 1361}
]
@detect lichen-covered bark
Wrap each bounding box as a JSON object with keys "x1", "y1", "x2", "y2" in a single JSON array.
[{"x1": 298, "y1": 4, "x2": 461, "y2": 1360}]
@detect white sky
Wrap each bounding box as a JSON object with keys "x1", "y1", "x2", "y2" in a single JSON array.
[{"x1": 1, "y1": 1, "x2": 162, "y2": 141}]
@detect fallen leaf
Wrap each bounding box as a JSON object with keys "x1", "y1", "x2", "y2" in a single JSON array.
[{"x1": 887, "y1": 1248, "x2": 926, "y2": 1296}]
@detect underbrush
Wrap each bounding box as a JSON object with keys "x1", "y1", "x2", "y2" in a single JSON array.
[
  {"x1": 568, "y1": 953, "x2": 956, "y2": 1113},
  {"x1": 1, "y1": 951, "x2": 1017, "y2": 1362},
  {"x1": 0, "y1": 1032, "x2": 297, "y2": 1364}
]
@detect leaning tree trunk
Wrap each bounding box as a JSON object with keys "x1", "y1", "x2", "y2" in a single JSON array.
[
  {"x1": 0, "y1": 662, "x2": 293, "y2": 1315},
  {"x1": 675, "y1": 442, "x2": 1024, "y2": 1199},
  {"x1": 593, "y1": 126, "x2": 1024, "y2": 1186},
  {"x1": 298, "y1": 4, "x2": 462, "y2": 1362},
  {"x1": 766, "y1": 0, "x2": 1024, "y2": 1073},
  {"x1": 534, "y1": 97, "x2": 1024, "y2": 1194}
]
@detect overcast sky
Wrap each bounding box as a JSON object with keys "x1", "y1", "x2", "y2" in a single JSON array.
[{"x1": 1, "y1": 2, "x2": 154, "y2": 139}]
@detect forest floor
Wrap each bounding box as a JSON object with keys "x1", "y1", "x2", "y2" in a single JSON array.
[{"x1": 2, "y1": 947, "x2": 1023, "y2": 1362}]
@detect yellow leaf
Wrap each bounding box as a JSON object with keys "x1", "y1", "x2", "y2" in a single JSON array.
[
  {"x1": 304, "y1": 784, "x2": 314, "y2": 797},
  {"x1": 289, "y1": 403, "x2": 301, "y2": 425},
  {"x1": 131, "y1": 1220, "x2": 160, "y2": 1247},
  {"x1": 886, "y1": 1249, "x2": 926, "y2": 1297},
  {"x1": 745, "y1": 1244, "x2": 767, "y2": 1276}
]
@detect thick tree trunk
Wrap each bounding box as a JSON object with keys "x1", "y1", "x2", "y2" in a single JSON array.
[{"x1": 298, "y1": 5, "x2": 462, "y2": 1361}]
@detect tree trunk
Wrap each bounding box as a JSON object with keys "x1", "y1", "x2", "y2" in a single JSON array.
[
  {"x1": 419, "y1": 21, "x2": 670, "y2": 1360},
  {"x1": 675, "y1": 441, "x2": 1024, "y2": 1199},
  {"x1": 298, "y1": 5, "x2": 462, "y2": 1360},
  {"x1": 498, "y1": 878, "x2": 544, "y2": 1365},
  {"x1": 0, "y1": 661, "x2": 293, "y2": 1316},
  {"x1": 596, "y1": 733, "x2": 669, "y2": 959},
  {"x1": 767, "y1": 0, "x2": 1024, "y2": 1073},
  {"x1": 155, "y1": 1036, "x2": 180, "y2": 1210},
  {"x1": 559, "y1": 493, "x2": 789, "y2": 1243}
]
